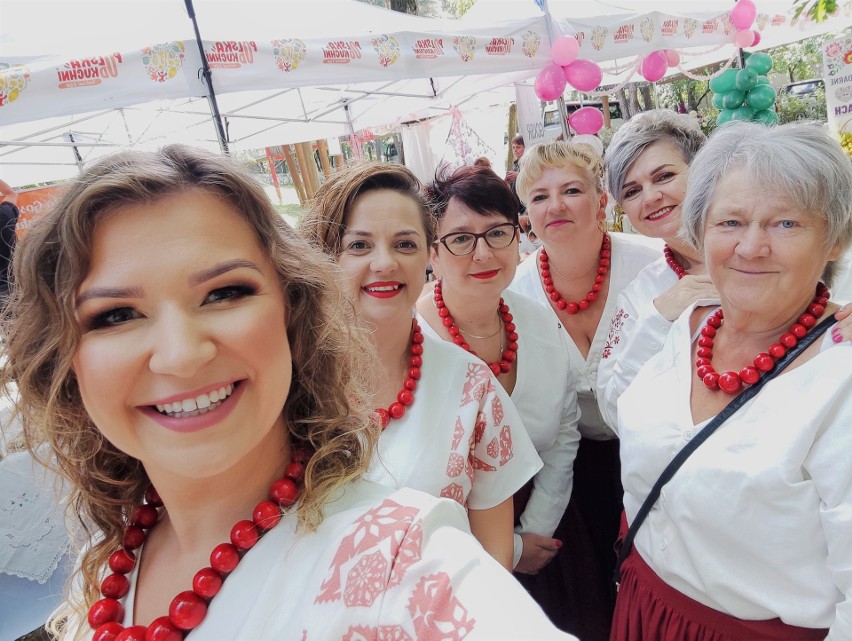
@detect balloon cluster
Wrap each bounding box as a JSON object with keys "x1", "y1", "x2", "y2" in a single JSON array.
[
  {"x1": 710, "y1": 52, "x2": 778, "y2": 126},
  {"x1": 534, "y1": 35, "x2": 606, "y2": 134},
  {"x1": 730, "y1": 0, "x2": 762, "y2": 49},
  {"x1": 640, "y1": 49, "x2": 681, "y2": 82}
]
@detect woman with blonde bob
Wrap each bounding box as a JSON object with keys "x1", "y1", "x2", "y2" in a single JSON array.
[
  {"x1": 613, "y1": 121, "x2": 852, "y2": 640},
  {"x1": 509, "y1": 140, "x2": 661, "y2": 639},
  {"x1": 1, "y1": 145, "x2": 575, "y2": 640}
]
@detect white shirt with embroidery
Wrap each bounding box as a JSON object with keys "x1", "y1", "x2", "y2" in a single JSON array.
[
  {"x1": 596, "y1": 256, "x2": 677, "y2": 429},
  {"x1": 365, "y1": 330, "x2": 542, "y2": 511},
  {"x1": 69, "y1": 482, "x2": 578, "y2": 640},
  {"x1": 419, "y1": 289, "x2": 582, "y2": 567},
  {"x1": 508, "y1": 232, "x2": 661, "y2": 440},
  {"x1": 616, "y1": 304, "x2": 852, "y2": 638}
]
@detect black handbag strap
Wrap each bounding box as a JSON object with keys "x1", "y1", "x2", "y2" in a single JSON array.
[{"x1": 613, "y1": 313, "x2": 836, "y2": 585}]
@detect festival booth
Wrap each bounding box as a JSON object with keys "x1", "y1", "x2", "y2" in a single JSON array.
[{"x1": 1, "y1": 0, "x2": 850, "y2": 188}]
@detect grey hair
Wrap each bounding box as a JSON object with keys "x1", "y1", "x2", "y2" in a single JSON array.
[
  {"x1": 516, "y1": 140, "x2": 604, "y2": 205},
  {"x1": 680, "y1": 121, "x2": 852, "y2": 287},
  {"x1": 604, "y1": 109, "x2": 706, "y2": 201}
]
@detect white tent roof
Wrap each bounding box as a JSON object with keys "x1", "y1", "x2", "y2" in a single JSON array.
[{"x1": 1, "y1": 0, "x2": 850, "y2": 186}]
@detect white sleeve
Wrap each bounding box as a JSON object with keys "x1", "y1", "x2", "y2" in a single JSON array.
[
  {"x1": 598, "y1": 289, "x2": 672, "y2": 431},
  {"x1": 804, "y1": 370, "x2": 852, "y2": 641},
  {"x1": 515, "y1": 372, "x2": 581, "y2": 541}
]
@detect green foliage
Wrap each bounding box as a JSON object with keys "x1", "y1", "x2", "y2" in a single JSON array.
[
  {"x1": 775, "y1": 86, "x2": 828, "y2": 123},
  {"x1": 793, "y1": 0, "x2": 837, "y2": 23}
]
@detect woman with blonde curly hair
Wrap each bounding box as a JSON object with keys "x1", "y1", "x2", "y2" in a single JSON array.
[{"x1": 1, "y1": 145, "x2": 575, "y2": 641}]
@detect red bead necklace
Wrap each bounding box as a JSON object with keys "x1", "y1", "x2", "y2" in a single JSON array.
[
  {"x1": 88, "y1": 451, "x2": 308, "y2": 641},
  {"x1": 539, "y1": 234, "x2": 610, "y2": 314},
  {"x1": 663, "y1": 244, "x2": 687, "y2": 280},
  {"x1": 373, "y1": 319, "x2": 423, "y2": 430},
  {"x1": 433, "y1": 279, "x2": 518, "y2": 377},
  {"x1": 696, "y1": 283, "x2": 830, "y2": 394}
]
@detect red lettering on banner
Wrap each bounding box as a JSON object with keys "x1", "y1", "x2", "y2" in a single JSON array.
[
  {"x1": 58, "y1": 53, "x2": 122, "y2": 88},
  {"x1": 703, "y1": 19, "x2": 718, "y2": 33},
  {"x1": 413, "y1": 38, "x2": 445, "y2": 59},
  {"x1": 613, "y1": 24, "x2": 635, "y2": 43},
  {"x1": 662, "y1": 19, "x2": 678, "y2": 36},
  {"x1": 322, "y1": 41, "x2": 361, "y2": 64},
  {"x1": 771, "y1": 15, "x2": 786, "y2": 26},
  {"x1": 485, "y1": 37, "x2": 514, "y2": 55}
]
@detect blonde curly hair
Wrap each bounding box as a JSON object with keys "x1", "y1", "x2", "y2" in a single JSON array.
[
  {"x1": 0, "y1": 144, "x2": 378, "y2": 637},
  {"x1": 515, "y1": 140, "x2": 605, "y2": 207}
]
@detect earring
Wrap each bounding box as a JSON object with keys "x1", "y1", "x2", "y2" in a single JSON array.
[{"x1": 598, "y1": 218, "x2": 609, "y2": 234}]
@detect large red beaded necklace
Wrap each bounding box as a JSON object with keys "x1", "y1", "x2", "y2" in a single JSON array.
[
  {"x1": 87, "y1": 451, "x2": 308, "y2": 641},
  {"x1": 696, "y1": 283, "x2": 830, "y2": 394},
  {"x1": 373, "y1": 319, "x2": 423, "y2": 430},
  {"x1": 539, "y1": 234, "x2": 610, "y2": 314},
  {"x1": 433, "y1": 279, "x2": 518, "y2": 377},
  {"x1": 663, "y1": 244, "x2": 687, "y2": 280}
]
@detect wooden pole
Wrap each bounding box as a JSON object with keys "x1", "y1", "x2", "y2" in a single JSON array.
[
  {"x1": 601, "y1": 94, "x2": 612, "y2": 130},
  {"x1": 264, "y1": 148, "x2": 282, "y2": 205},
  {"x1": 316, "y1": 139, "x2": 333, "y2": 178},
  {"x1": 506, "y1": 102, "x2": 518, "y2": 174},
  {"x1": 282, "y1": 144, "x2": 307, "y2": 204},
  {"x1": 299, "y1": 142, "x2": 321, "y2": 196}
]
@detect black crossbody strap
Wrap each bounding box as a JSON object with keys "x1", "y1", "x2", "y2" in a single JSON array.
[{"x1": 613, "y1": 313, "x2": 836, "y2": 585}]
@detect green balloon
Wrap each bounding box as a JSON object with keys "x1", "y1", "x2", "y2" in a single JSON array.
[
  {"x1": 746, "y1": 84, "x2": 777, "y2": 111},
  {"x1": 754, "y1": 108, "x2": 779, "y2": 125},
  {"x1": 712, "y1": 92, "x2": 726, "y2": 109},
  {"x1": 734, "y1": 67, "x2": 758, "y2": 92},
  {"x1": 745, "y1": 52, "x2": 773, "y2": 75},
  {"x1": 709, "y1": 68, "x2": 739, "y2": 94},
  {"x1": 731, "y1": 105, "x2": 756, "y2": 121},
  {"x1": 722, "y1": 89, "x2": 746, "y2": 109},
  {"x1": 717, "y1": 109, "x2": 735, "y2": 125},
  {"x1": 755, "y1": 75, "x2": 771, "y2": 85}
]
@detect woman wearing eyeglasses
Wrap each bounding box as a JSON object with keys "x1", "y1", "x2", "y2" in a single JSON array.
[
  {"x1": 299, "y1": 163, "x2": 542, "y2": 571},
  {"x1": 416, "y1": 165, "x2": 582, "y2": 577}
]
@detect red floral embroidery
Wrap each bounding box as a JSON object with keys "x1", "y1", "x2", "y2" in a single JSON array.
[
  {"x1": 469, "y1": 455, "x2": 496, "y2": 472},
  {"x1": 471, "y1": 412, "x2": 486, "y2": 447},
  {"x1": 602, "y1": 307, "x2": 629, "y2": 359},
  {"x1": 343, "y1": 626, "x2": 413, "y2": 641},
  {"x1": 344, "y1": 550, "x2": 389, "y2": 607},
  {"x1": 446, "y1": 452, "x2": 465, "y2": 478},
  {"x1": 440, "y1": 483, "x2": 465, "y2": 505},
  {"x1": 450, "y1": 418, "x2": 464, "y2": 449},
  {"x1": 486, "y1": 437, "x2": 499, "y2": 460},
  {"x1": 388, "y1": 521, "x2": 423, "y2": 588},
  {"x1": 460, "y1": 364, "x2": 493, "y2": 406},
  {"x1": 498, "y1": 425, "x2": 513, "y2": 466},
  {"x1": 317, "y1": 500, "x2": 419, "y2": 603},
  {"x1": 407, "y1": 572, "x2": 476, "y2": 640},
  {"x1": 491, "y1": 395, "x2": 504, "y2": 425}
]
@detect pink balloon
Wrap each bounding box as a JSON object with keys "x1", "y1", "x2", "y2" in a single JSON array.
[
  {"x1": 534, "y1": 63, "x2": 567, "y2": 101},
  {"x1": 665, "y1": 49, "x2": 681, "y2": 67},
  {"x1": 751, "y1": 30, "x2": 762, "y2": 46},
  {"x1": 569, "y1": 107, "x2": 604, "y2": 135},
  {"x1": 730, "y1": 0, "x2": 757, "y2": 30},
  {"x1": 563, "y1": 59, "x2": 602, "y2": 93},
  {"x1": 735, "y1": 29, "x2": 755, "y2": 49},
  {"x1": 551, "y1": 35, "x2": 580, "y2": 66},
  {"x1": 640, "y1": 50, "x2": 668, "y2": 82}
]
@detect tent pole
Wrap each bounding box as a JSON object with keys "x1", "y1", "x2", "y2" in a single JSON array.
[
  {"x1": 541, "y1": 0, "x2": 571, "y2": 141},
  {"x1": 184, "y1": 0, "x2": 230, "y2": 155}
]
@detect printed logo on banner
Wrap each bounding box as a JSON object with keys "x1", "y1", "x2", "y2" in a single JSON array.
[
  {"x1": 771, "y1": 14, "x2": 787, "y2": 26},
  {"x1": 720, "y1": 14, "x2": 734, "y2": 35},
  {"x1": 371, "y1": 35, "x2": 401, "y2": 67},
  {"x1": 142, "y1": 42, "x2": 185, "y2": 82},
  {"x1": 0, "y1": 64, "x2": 30, "y2": 107},
  {"x1": 613, "y1": 24, "x2": 635, "y2": 44},
  {"x1": 661, "y1": 19, "x2": 679, "y2": 37},
  {"x1": 272, "y1": 39, "x2": 307, "y2": 72},
  {"x1": 591, "y1": 26, "x2": 608, "y2": 50},
  {"x1": 485, "y1": 37, "x2": 514, "y2": 56},
  {"x1": 206, "y1": 41, "x2": 258, "y2": 69},
  {"x1": 15, "y1": 185, "x2": 67, "y2": 238},
  {"x1": 756, "y1": 13, "x2": 770, "y2": 30},
  {"x1": 640, "y1": 17, "x2": 655, "y2": 42},
  {"x1": 575, "y1": 32, "x2": 585, "y2": 48},
  {"x1": 413, "y1": 38, "x2": 445, "y2": 60},
  {"x1": 522, "y1": 31, "x2": 542, "y2": 57},
  {"x1": 322, "y1": 41, "x2": 362, "y2": 65},
  {"x1": 453, "y1": 36, "x2": 476, "y2": 62},
  {"x1": 684, "y1": 18, "x2": 699, "y2": 38},
  {"x1": 702, "y1": 19, "x2": 719, "y2": 34},
  {"x1": 56, "y1": 53, "x2": 123, "y2": 89}
]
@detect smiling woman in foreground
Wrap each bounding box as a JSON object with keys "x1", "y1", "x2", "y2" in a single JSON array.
[
  {"x1": 0, "y1": 145, "x2": 575, "y2": 641},
  {"x1": 612, "y1": 121, "x2": 852, "y2": 641}
]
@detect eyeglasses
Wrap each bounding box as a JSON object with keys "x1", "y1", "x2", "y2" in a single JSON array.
[{"x1": 436, "y1": 223, "x2": 518, "y2": 257}]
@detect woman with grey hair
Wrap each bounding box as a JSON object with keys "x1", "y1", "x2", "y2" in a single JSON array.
[{"x1": 611, "y1": 121, "x2": 852, "y2": 640}]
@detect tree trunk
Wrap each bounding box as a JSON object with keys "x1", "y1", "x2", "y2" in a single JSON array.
[
  {"x1": 639, "y1": 84, "x2": 654, "y2": 111},
  {"x1": 686, "y1": 85, "x2": 698, "y2": 111}
]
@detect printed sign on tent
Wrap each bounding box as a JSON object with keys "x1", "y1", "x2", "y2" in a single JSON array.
[
  {"x1": 515, "y1": 82, "x2": 546, "y2": 147},
  {"x1": 822, "y1": 33, "x2": 852, "y2": 136}
]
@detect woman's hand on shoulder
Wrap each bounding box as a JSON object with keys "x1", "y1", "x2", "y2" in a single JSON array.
[
  {"x1": 832, "y1": 303, "x2": 852, "y2": 344},
  {"x1": 514, "y1": 532, "x2": 562, "y2": 575},
  {"x1": 653, "y1": 275, "x2": 718, "y2": 322}
]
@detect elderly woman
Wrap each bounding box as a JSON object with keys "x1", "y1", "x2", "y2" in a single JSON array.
[
  {"x1": 298, "y1": 163, "x2": 541, "y2": 570},
  {"x1": 509, "y1": 141, "x2": 661, "y2": 639},
  {"x1": 414, "y1": 165, "x2": 581, "y2": 577},
  {"x1": 0, "y1": 145, "x2": 576, "y2": 641},
  {"x1": 612, "y1": 121, "x2": 852, "y2": 640}
]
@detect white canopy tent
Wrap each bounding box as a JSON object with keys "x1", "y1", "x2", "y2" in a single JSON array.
[{"x1": 1, "y1": 0, "x2": 850, "y2": 186}]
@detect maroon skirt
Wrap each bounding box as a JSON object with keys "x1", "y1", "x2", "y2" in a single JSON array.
[{"x1": 611, "y1": 547, "x2": 828, "y2": 641}]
